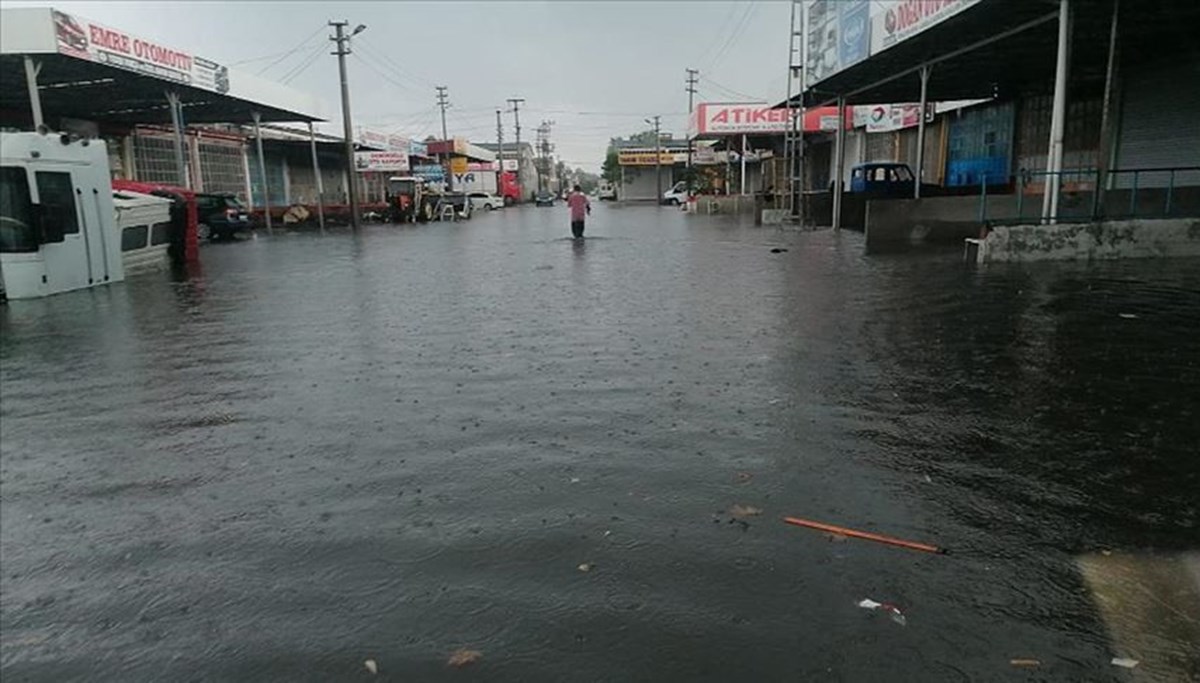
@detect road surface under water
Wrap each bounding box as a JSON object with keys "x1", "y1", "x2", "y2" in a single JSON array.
[{"x1": 2, "y1": 204, "x2": 1198, "y2": 681}]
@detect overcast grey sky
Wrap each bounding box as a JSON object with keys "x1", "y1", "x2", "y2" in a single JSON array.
[{"x1": 11, "y1": 1, "x2": 793, "y2": 171}]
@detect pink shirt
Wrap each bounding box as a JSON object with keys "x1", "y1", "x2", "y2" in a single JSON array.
[{"x1": 568, "y1": 192, "x2": 590, "y2": 221}]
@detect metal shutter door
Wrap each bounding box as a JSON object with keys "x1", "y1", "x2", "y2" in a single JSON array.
[{"x1": 1116, "y1": 61, "x2": 1200, "y2": 188}]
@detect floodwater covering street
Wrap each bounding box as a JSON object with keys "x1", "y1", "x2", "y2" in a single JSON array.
[{"x1": 2, "y1": 205, "x2": 1198, "y2": 681}]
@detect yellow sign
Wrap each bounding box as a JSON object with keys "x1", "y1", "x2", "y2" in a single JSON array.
[
  {"x1": 618, "y1": 151, "x2": 675, "y2": 166},
  {"x1": 449, "y1": 157, "x2": 468, "y2": 174}
]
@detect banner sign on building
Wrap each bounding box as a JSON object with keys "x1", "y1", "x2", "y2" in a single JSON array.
[
  {"x1": 52, "y1": 10, "x2": 230, "y2": 93},
  {"x1": 354, "y1": 151, "x2": 410, "y2": 173},
  {"x1": 413, "y1": 164, "x2": 445, "y2": 181},
  {"x1": 872, "y1": 0, "x2": 982, "y2": 54},
  {"x1": 449, "y1": 157, "x2": 468, "y2": 174},
  {"x1": 862, "y1": 103, "x2": 931, "y2": 132},
  {"x1": 409, "y1": 139, "x2": 428, "y2": 157},
  {"x1": 807, "y1": 0, "x2": 982, "y2": 86}
]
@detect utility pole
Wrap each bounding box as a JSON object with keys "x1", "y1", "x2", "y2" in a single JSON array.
[
  {"x1": 507, "y1": 97, "x2": 525, "y2": 200},
  {"x1": 646, "y1": 115, "x2": 662, "y2": 204},
  {"x1": 495, "y1": 108, "x2": 504, "y2": 199},
  {"x1": 536, "y1": 120, "x2": 554, "y2": 195},
  {"x1": 685, "y1": 68, "x2": 698, "y2": 171},
  {"x1": 784, "y1": 0, "x2": 804, "y2": 219},
  {"x1": 330, "y1": 20, "x2": 365, "y2": 230},
  {"x1": 436, "y1": 85, "x2": 450, "y2": 163}
]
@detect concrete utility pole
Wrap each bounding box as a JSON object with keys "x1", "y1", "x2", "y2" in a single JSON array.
[
  {"x1": 685, "y1": 68, "x2": 698, "y2": 170},
  {"x1": 436, "y1": 86, "x2": 450, "y2": 162},
  {"x1": 507, "y1": 97, "x2": 525, "y2": 199},
  {"x1": 495, "y1": 108, "x2": 504, "y2": 197},
  {"x1": 330, "y1": 20, "x2": 365, "y2": 230},
  {"x1": 646, "y1": 115, "x2": 662, "y2": 204}
]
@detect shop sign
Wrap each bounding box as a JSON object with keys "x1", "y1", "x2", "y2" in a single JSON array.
[
  {"x1": 409, "y1": 139, "x2": 428, "y2": 157},
  {"x1": 694, "y1": 146, "x2": 716, "y2": 164},
  {"x1": 413, "y1": 164, "x2": 445, "y2": 181},
  {"x1": 693, "y1": 104, "x2": 799, "y2": 136},
  {"x1": 466, "y1": 162, "x2": 499, "y2": 172},
  {"x1": 354, "y1": 151, "x2": 409, "y2": 173},
  {"x1": 618, "y1": 151, "x2": 676, "y2": 166},
  {"x1": 449, "y1": 157, "x2": 468, "y2": 174},
  {"x1": 52, "y1": 10, "x2": 229, "y2": 93},
  {"x1": 864, "y1": 103, "x2": 924, "y2": 132}
]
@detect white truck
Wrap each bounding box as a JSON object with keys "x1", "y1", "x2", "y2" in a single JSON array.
[
  {"x1": 598, "y1": 180, "x2": 617, "y2": 201},
  {"x1": 1, "y1": 131, "x2": 129, "y2": 299}
]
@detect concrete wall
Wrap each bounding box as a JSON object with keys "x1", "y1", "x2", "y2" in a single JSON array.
[
  {"x1": 864, "y1": 195, "x2": 1017, "y2": 249},
  {"x1": 975, "y1": 218, "x2": 1200, "y2": 262}
]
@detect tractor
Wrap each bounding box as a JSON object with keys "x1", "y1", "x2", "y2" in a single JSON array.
[{"x1": 386, "y1": 176, "x2": 436, "y2": 223}]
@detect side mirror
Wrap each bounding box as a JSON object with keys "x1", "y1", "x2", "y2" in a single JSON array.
[{"x1": 36, "y1": 204, "x2": 65, "y2": 244}]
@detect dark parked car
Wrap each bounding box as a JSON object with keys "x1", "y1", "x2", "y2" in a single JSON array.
[
  {"x1": 535, "y1": 192, "x2": 555, "y2": 207},
  {"x1": 195, "y1": 193, "x2": 251, "y2": 240}
]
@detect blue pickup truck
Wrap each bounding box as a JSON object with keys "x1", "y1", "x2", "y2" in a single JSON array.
[{"x1": 840, "y1": 162, "x2": 941, "y2": 197}]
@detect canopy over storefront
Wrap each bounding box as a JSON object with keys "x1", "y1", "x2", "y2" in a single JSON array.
[
  {"x1": 1, "y1": 7, "x2": 324, "y2": 125},
  {"x1": 790, "y1": 0, "x2": 1199, "y2": 107}
]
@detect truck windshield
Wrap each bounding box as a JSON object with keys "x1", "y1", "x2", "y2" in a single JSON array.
[{"x1": 0, "y1": 166, "x2": 38, "y2": 253}]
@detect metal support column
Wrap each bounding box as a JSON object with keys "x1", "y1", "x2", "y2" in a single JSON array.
[
  {"x1": 165, "y1": 91, "x2": 190, "y2": 188},
  {"x1": 23, "y1": 56, "x2": 44, "y2": 130},
  {"x1": 1042, "y1": 0, "x2": 1071, "y2": 223},
  {"x1": 832, "y1": 95, "x2": 847, "y2": 230},
  {"x1": 1095, "y1": 0, "x2": 1120, "y2": 217},
  {"x1": 914, "y1": 64, "x2": 931, "y2": 199},
  {"x1": 740, "y1": 134, "x2": 748, "y2": 196},
  {"x1": 252, "y1": 111, "x2": 272, "y2": 234},
  {"x1": 308, "y1": 122, "x2": 326, "y2": 233}
]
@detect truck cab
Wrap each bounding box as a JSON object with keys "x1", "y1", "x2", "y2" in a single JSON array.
[{"x1": 1, "y1": 131, "x2": 124, "y2": 299}]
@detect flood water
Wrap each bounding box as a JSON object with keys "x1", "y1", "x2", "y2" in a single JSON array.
[{"x1": 2, "y1": 205, "x2": 1198, "y2": 681}]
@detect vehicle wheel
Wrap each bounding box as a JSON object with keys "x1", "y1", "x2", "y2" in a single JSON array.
[
  {"x1": 485, "y1": 204, "x2": 494, "y2": 211},
  {"x1": 197, "y1": 223, "x2": 211, "y2": 241},
  {"x1": 668, "y1": 198, "x2": 679, "y2": 206},
  {"x1": 504, "y1": 196, "x2": 514, "y2": 207}
]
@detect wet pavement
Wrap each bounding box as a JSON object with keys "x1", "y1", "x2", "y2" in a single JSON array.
[{"x1": 2, "y1": 204, "x2": 1199, "y2": 681}]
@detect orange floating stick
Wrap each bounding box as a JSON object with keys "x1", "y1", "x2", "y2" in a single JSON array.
[{"x1": 783, "y1": 516, "x2": 947, "y2": 555}]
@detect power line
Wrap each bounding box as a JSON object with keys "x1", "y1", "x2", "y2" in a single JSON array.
[
  {"x1": 279, "y1": 42, "x2": 327, "y2": 84},
  {"x1": 254, "y1": 25, "x2": 326, "y2": 76},
  {"x1": 352, "y1": 49, "x2": 421, "y2": 96},
  {"x1": 355, "y1": 37, "x2": 438, "y2": 89},
  {"x1": 706, "y1": 2, "x2": 758, "y2": 75}
]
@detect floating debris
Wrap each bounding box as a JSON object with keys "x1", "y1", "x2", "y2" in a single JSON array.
[
  {"x1": 729, "y1": 504, "x2": 763, "y2": 518},
  {"x1": 364, "y1": 659, "x2": 378, "y2": 675},
  {"x1": 448, "y1": 649, "x2": 483, "y2": 668},
  {"x1": 784, "y1": 516, "x2": 946, "y2": 554},
  {"x1": 857, "y1": 598, "x2": 906, "y2": 626},
  {"x1": 577, "y1": 563, "x2": 592, "y2": 573},
  {"x1": 1111, "y1": 657, "x2": 1139, "y2": 669},
  {"x1": 1010, "y1": 659, "x2": 1040, "y2": 668}
]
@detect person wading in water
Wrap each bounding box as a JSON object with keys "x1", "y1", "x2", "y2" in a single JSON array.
[{"x1": 567, "y1": 184, "x2": 591, "y2": 239}]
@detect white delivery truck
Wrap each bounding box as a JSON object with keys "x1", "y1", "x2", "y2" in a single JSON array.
[{"x1": 1, "y1": 131, "x2": 124, "y2": 299}]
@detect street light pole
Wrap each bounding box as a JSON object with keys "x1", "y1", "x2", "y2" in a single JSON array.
[{"x1": 330, "y1": 20, "x2": 365, "y2": 230}]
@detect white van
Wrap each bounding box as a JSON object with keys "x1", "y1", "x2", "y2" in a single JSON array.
[{"x1": 662, "y1": 181, "x2": 690, "y2": 205}]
